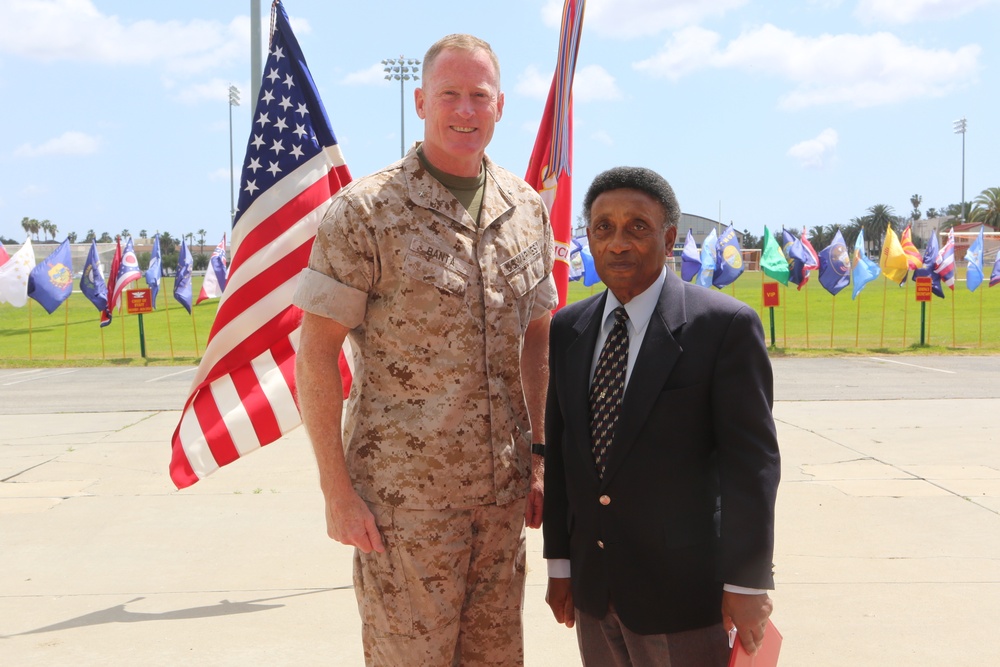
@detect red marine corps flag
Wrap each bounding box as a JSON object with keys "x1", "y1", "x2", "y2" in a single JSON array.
[
  {"x1": 525, "y1": 0, "x2": 586, "y2": 310},
  {"x1": 169, "y1": 1, "x2": 352, "y2": 488}
]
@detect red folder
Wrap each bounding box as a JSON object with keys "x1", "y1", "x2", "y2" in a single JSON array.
[{"x1": 728, "y1": 619, "x2": 782, "y2": 667}]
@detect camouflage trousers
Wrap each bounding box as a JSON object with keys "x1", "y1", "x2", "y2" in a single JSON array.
[{"x1": 354, "y1": 501, "x2": 527, "y2": 667}]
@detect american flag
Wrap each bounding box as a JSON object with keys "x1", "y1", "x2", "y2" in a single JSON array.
[
  {"x1": 169, "y1": 1, "x2": 352, "y2": 489},
  {"x1": 934, "y1": 227, "x2": 956, "y2": 290},
  {"x1": 525, "y1": 0, "x2": 585, "y2": 310}
]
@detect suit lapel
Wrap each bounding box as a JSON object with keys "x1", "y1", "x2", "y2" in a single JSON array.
[{"x1": 601, "y1": 272, "x2": 688, "y2": 486}]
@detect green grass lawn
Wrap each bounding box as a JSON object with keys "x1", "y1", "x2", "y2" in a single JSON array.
[{"x1": 1, "y1": 269, "x2": 997, "y2": 367}]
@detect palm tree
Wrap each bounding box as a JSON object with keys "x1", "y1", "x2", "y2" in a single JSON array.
[
  {"x1": 139, "y1": 229, "x2": 148, "y2": 242},
  {"x1": 85, "y1": 229, "x2": 96, "y2": 242},
  {"x1": 47, "y1": 222, "x2": 58, "y2": 241},
  {"x1": 926, "y1": 207, "x2": 939, "y2": 219},
  {"x1": 910, "y1": 194, "x2": 922, "y2": 221},
  {"x1": 121, "y1": 229, "x2": 130, "y2": 241},
  {"x1": 20, "y1": 216, "x2": 40, "y2": 240},
  {"x1": 67, "y1": 231, "x2": 78, "y2": 243},
  {"x1": 865, "y1": 204, "x2": 897, "y2": 257},
  {"x1": 969, "y1": 187, "x2": 1000, "y2": 229},
  {"x1": 197, "y1": 228, "x2": 207, "y2": 254}
]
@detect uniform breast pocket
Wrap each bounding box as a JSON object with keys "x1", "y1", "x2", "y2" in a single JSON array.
[
  {"x1": 402, "y1": 250, "x2": 468, "y2": 296},
  {"x1": 501, "y1": 242, "x2": 545, "y2": 299}
]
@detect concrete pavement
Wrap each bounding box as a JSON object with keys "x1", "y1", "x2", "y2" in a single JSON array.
[{"x1": 1, "y1": 357, "x2": 998, "y2": 665}]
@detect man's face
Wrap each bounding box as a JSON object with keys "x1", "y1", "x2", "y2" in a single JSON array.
[
  {"x1": 587, "y1": 188, "x2": 676, "y2": 304},
  {"x1": 414, "y1": 47, "x2": 503, "y2": 177}
]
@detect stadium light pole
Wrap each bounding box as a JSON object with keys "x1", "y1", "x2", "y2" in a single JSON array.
[
  {"x1": 383, "y1": 56, "x2": 421, "y2": 158},
  {"x1": 953, "y1": 117, "x2": 967, "y2": 223},
  {"x1": 250, "y1": 0, "x2": 262, "y2": 106},
  {"x1": 228, "y1": 84, "x2": 241, "y2": 223}
]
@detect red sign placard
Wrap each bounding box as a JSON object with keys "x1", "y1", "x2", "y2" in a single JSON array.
[
  {"x1": 762, "y1": 282, "x2": 780, "y2": 308},
  {"x1": 915, "y1": 276, "x2": 932, "y2": 302},
  {"x1": 126, "y1": 289, "x2": 154, "y2": 314}
]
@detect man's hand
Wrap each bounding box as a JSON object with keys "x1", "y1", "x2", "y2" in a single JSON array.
[
  {"x1": 546, "y1": 577, "x2": 575, "y2": 628},
  {"x1": 722, "y1": 591, "x2": 773, "y2": 655},
  {"x1": 323, "y1": 486, "x2": 385, "y2": 554},
  {"x1": 524, "y1": 453, "x2": 544, "y2": 528}
]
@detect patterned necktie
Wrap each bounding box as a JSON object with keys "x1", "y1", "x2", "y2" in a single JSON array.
[{"x1": 589, "y1": 306, "x2": 629, "y2": 480}]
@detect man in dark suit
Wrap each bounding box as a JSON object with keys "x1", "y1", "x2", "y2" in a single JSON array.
[{"x1": 542, "y1": 166, "x2": 780, "y2": 666}]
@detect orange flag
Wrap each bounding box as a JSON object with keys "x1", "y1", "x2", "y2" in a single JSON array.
[{"x1": 900, "y1": 224, "x2": 924, "y2": 269}]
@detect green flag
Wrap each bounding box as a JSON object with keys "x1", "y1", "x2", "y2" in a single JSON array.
[{"x1": 761, "y1": 226, "x2": 790, "y2": 285}]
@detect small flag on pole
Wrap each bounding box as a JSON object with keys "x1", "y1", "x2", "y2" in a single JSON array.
[
  {"x1": 27, "y1": 239, "x2": 73, "y2": 314},
  {"x1": 965, "y1": 225, "x2": 984, "y2": 292},
  {"x1": 81, "y1": 239, "x2": 108, "y2": 313},
  {"x1": 196, "y1": 234, "x2": 228, "y2": 304},
  {"x1": 760, "y1": 226, "x2": 789, "y2": 286},
  {"x1": 524, "y1": 0, "x2": 586, "y2": 310},
  {"x1": 0, "y1": 239, "x2": 36, "y2": 307},
  {"x1": 170, "y1": 1, "x2": 352, "y2": 489},
  {"x1": 146, "y1": 234, "x2": 162, "y2": 307},
  {"x1": 934, "y1": 228, "x2": 956, "y2": 290}
]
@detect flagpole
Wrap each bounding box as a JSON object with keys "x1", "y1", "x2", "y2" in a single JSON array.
[
  {"x1": 163, "y1": 282, "x2": 175, "y2": 360},
  {"x1": 829, "y1": 295, "x2": 835, "y2": 348},
  {"x1": 978, "y1": 287, "x2": 983, "y2": 348},
  {"x1": 950, "y1": 289, "x2": 956, "y2": 348},
  {"x1": 191, "y1": 308, "x2": 200, "y2": 358},
  {"x1": 119, "y1": 301, "x2": 127, "y2": 358},
  {"x1": 855, "y1": 294, "x2": 861, "y2": 348},
  {"x1": 902, "y1": 277, "x2": 910, "y2": 347},
  {"x1": 880, "y1": 277, "x2": 888, "y2": 347},
  {"x1": 63, "y1": 298, "x2": 69, "y2": 360},
  {"x1": 804, "y1": 283, "x2": 810, "y2": 349},
  {"x1": 782, "y1": 284, "x2": 787, "y2": 348},
  {"x1": 28, "y1": 299, "x2": 34, "y2": 361},
  {"x1": 100, "y1": 325, "x2": 106, "y2": 360}
]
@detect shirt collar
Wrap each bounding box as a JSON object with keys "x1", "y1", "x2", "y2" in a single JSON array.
[{"x1": 601, "y1": 268, "x2": 665, "y2": 338}]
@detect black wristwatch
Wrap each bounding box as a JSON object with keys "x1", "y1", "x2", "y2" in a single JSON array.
[{"x1": 530, "y1": 443, "x2": 546, "y2": 456}]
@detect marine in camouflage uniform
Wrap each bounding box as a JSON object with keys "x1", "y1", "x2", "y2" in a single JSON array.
[{"x1": 294, "y1": 145, "x2": 556, "y2": 665}]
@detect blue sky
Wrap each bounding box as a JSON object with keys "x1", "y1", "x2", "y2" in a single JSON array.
[{"x1": 1, "y1": 0, "x2": 997, "y2": 247}]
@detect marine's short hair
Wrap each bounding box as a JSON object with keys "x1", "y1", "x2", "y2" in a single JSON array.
[
  {"x1": 423, "y1": 34, "x2": 501, "y2": 88},
  {"x1": 582, "y1": 166, "x2": 680, "y2": 229}
]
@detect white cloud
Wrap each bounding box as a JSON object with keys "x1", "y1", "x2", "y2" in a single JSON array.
[
  {"x1": 542, "y1": 0, "x2": 748, "y2": 38},
  {"x1": 14, "y1": 131, "x2": 101, "y2": 157},
  {"x1": 516, "y1": 64, "x2": 622, "y2": 102},
  {"x1": 635, "y1": 24, "x2": 981, "y2": 109},
  {"x1": 855, "y1": 0, "x2": 998, "y2": 24},
  {"x1": 788, "y1": 128, "x2": 838, "y2": 168},
  {"x1": 0, "y1": 0, "x2": 246, "y2": 75},
  {"x1": 342, "y1": 63, "x2": 393, "y2": 86}
]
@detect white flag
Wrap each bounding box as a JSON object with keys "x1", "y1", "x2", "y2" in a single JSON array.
[{"x1": 0, "y1": 239, "x2": 36, "y2": 307}]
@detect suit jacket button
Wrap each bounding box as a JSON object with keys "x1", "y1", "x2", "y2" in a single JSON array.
[
  {"x1": 597, "y1": 540, "x2": 605, "y2": 549},
  {"x1": 599, "y1": 495, "x2": 611, "y2": 506}
]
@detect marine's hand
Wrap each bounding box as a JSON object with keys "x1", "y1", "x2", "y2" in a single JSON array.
[
  {"x1": 524, "y1": 453, "x2": 544, "y2": 529},
  {"x1": 324, "y1": 486, "x2": 385, "y2": 554},
  {"x1": 546, "y1": 577, "x2": 575, "y2": 628},
  {"x1": 722, "y1": 591, "x2": 772, "y2": 655}
]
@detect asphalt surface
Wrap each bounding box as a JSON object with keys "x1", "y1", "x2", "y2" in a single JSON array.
[{"x1": 1, "y1": 357, "x2": 998, "y2": 666}]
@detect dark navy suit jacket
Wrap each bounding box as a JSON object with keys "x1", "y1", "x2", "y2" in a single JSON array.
[{"x1": 543, "y1": 269, "x2": 780, "y2": 635}]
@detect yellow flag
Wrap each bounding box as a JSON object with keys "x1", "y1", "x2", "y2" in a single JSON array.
[{"x1": 879, "y1": 225, "x2": 909, "y2": 283}]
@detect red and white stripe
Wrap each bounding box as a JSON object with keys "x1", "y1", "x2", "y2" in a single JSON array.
[{"x1": 170, "y1": 147, "x2": 351, "y2": 488}]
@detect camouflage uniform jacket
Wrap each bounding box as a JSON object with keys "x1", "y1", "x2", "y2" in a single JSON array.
[{"x1": 294, "y1": 147, "x2": 557, "y2": 510}]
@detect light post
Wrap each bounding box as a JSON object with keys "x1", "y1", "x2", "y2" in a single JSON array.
[
  {"x1": 953, "y1": 117, "x2": 967, "y2": 223},
  {"x1": 383, "y1": 56, "x2": 421, "y2": 158},
  {"x1": 228, "y1": 84, "x2": 241, "y2": 223}
]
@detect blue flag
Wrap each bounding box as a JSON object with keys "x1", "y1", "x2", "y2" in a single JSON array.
[
  {"x1": 174, "y1": 238, "x2": 193, "y2": 314},
  {"x1": 912, "y1": 232, "x2": 943, "y2": 298},
  {"x1": 819, "y1": 230, "x2": 851, "y2": 296},
  {"x1": 145, "y1": 234, "x2": 162, "y2": 307},
  {"x1": 712, "y1": 225, "x2": 744, "y2": 288},
  {"x1": 851, "y1": 229, "x2": 881, "y2": 300},
  {"x1": 680, "y1": 228, "x2": 700, "y2": 282},
  {"x1": 580, "y1": 238, "x2": 600, "y2": 287},
  {"x1": 966, "y1": 226, "x2": 984, "y2": 292},
  {"x1": 696, "y1": 228, "x2": 718, "y2": 288},
  {"x1": 787, "y1": 229, "x2": 819, "y2": 290},
  {"x1": 27, "y1": 239, "x2": 74, "y2": 314},
  {"x1": 568, "y1": 237, "x2": 584, "y2": 282},
  {"x1": 80, "y1": 239, "x2": 108, "y2": 313}
]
